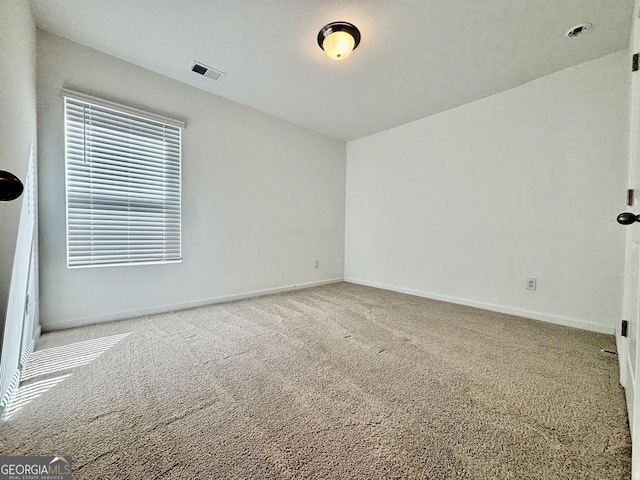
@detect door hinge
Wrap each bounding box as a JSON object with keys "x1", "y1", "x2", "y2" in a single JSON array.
[
  {"x1": 634, "y1": 53, "x2": 639, "y2": 72},
  {"x1": 628, "y1": 189, "x2": 635, "y2": 206},
  {"x1": 622, "y1": 320, "x2": 629, "y2": 337}
]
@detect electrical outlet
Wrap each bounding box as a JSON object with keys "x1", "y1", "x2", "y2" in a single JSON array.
[
  {"x1": 526, "y1": 277, "x2": 537, "y2": 291},
  {"x1": 313, "y1": 259, "x2": 319, "y2": 269}
]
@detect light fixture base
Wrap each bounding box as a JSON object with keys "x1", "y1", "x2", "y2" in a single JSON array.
[{"x1": 0, "y1": 170, "x2": 23, "y2": 202}]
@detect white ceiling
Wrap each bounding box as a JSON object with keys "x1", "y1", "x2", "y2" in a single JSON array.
[{"x1": 29, "y1": 0, "x2": 634, "y2": 141}]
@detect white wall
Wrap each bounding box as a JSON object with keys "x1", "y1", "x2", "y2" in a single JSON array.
[
  {"x1": 38, "y1": 30, "x2": 346, "y2": 331},
  {"x1": 0, "y1": 0, "x2": 38, "y2": 403},
  {"x1": 0, "y1": 1, "x2": 37, "y2": 328},
  {"x1": 345, "y1": 50, "x2": 629, "y2": 334}
]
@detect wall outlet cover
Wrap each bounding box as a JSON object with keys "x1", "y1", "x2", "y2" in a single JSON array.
[{"x1": 526, "y1": 277, "x2": 537, "y2": 290}]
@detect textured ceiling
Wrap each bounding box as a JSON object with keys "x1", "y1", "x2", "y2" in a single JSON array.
[{"x1": 29, "y1": 0, "x2": 634, "y2": 141}]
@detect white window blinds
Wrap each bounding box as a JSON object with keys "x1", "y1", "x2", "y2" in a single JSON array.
[{"x1": 64, "y1": 90, "x2": 183, "y2": 268}]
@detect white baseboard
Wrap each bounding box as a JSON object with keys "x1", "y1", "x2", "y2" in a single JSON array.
[
  {"x1": 345, "y1": 277, "x2": 614, "y2": 335},
  {"x1": 42, "y1": 278, "x2": 344, "y2": 331},
  {"x1": 33, "y1": 324, "x2": 42, "y2": 343}
]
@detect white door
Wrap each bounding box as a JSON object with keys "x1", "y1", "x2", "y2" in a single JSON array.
[
  {"x1": 619, "y1": 3, "x2": 640, "y2": 478},
  {"x1": 0, "y1": 146, "x2": 36, "y2": 408}
]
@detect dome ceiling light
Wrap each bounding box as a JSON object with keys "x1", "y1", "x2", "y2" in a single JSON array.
[
  {"x1": 565, "y1": 23, "x2": 592, "y2": 38},
  {"x1": 0, "y1": 170, "x2": 23, "y2": 202},
  {"x1": 317, "y1": 21, "x2": 361, "y2": 61}
]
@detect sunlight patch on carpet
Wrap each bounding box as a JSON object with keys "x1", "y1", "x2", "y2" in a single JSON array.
[
  {"x1": 1, "y1": 332, "x2": 132, "y2": 421},
  {"x1": 2, "y1": 375, "x2": 72, "y2": 420}
]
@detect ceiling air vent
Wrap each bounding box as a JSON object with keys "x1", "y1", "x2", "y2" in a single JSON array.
[{"x1": 190, "y1": 61, "x2": 225, "y2": 81}]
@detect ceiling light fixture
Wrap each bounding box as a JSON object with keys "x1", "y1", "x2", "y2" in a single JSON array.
[
  {"x1": 566, "y1": 23, "x2": 592, "y2": 38},
  {"x1": 0, "y1": 170, "x2": 23, "y2": 202},
  {"x1": 317, "y1": 21, "x2": 361, "y2": 61}
]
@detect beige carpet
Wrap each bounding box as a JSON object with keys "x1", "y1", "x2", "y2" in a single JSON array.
[{"x1": 0, "y1": 282, "x2": 631, "y2": 479}]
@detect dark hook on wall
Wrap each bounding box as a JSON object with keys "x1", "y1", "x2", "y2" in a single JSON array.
[{"x1": 0, "y1": 171, "x2": 24, "y2": 202}]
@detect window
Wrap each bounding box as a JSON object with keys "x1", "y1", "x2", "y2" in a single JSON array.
[{"x1": 63, "y1": 90, "x2": 184, "y2": 268}]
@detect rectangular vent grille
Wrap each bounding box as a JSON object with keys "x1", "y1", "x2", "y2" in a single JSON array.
[{"x1": 190, "y1": 61, "x2": 225, "y2": 81}]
